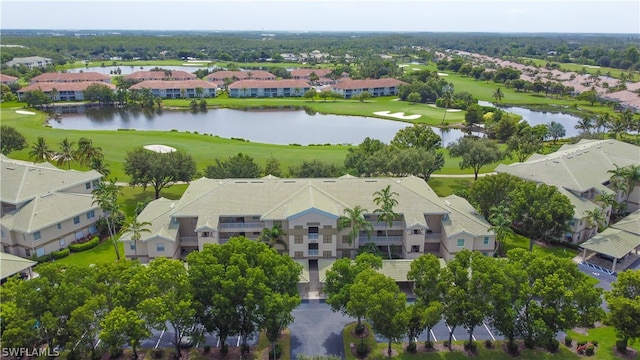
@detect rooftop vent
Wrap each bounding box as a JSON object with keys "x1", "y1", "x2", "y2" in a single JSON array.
[{"x1": 284, "y1": 180, "x2": 296, "y2": 183}]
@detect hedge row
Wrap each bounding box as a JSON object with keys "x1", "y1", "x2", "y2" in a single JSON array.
[
  {"x1": 68, "y1": 236, "x2": 100, "y2": 253},
  {"x1": 52, "y1": 248, "x2": 70, "y2": 259}
]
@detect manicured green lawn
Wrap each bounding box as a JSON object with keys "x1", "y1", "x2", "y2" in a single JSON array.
[
  {"x1": 520, "y1": 58, "x2": 627, "y2": 79},
  {"x1": 53, "y1": 238, "x2": 124, "y2": 267},
  {"x1": 503, "y1": 233, "x2": 578, "y2": 260},
  {"x1": 119, "y1": 184, "x2": 189, "y2": 216},
  {"x1": 568, "y1": 326, "x2": 639, "y2": 360}
]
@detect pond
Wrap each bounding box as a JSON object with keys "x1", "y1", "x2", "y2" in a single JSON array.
[
  {"x1": 479, "y1": 101, "x2": 582, "y2": 138},
  {"x1": 49, "y1": 107, "x2": 479, "y2": 147},
  {"x1": 65, "y1": 64, "x2": 215, "y2": 75}
]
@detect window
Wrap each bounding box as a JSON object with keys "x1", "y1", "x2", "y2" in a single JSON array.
[
  {"x1": 323, "y1": 251, "x2": 332, "y2": 258},
  {"x1": 34, "y1": 231, "x2": 41, "y2": 241},
  {"x1": 411, "y1": 245, "x2": 420, "y2": 253},
  {"x1": 294, "y1": 251, "x2": 303, "y2": 258},
  {"x1": 130, "y1": 242, "x2": 136, "y2": 250},
  {"x1": 457, "y1": 239, "x2": 465, "y2": 247},
  {"x1": 57, "y1": 223, "x2": 62, "y2": 230},
  {"x1": 342, "y1": 235, "x2": 350, "y2": 243},
  {"x1": 25, "y1": 249, "x2": 31, "y2": 257},
  {"x1": 156, "y1": 243, "x2": 165, "y2": 252},
  {"x1": 483, "y1": 237, "x2": 489, "y2": 245},
  {"x1": 36, "y1": 247, "x2": 45, "y2": 257},
  {"x1": 73, "y1": 216, "x2": 80, "y2": 224},
  {"x1": 75, "y1": 231, "x2": 84, "y2": 240},
  {"x1": 1, "y1": 229, "x2": 4, "y2": 238},
  {"x1": 59, "y1": 238, "x2": 65, "y2": 247},
  {"x1": 323, "y1": 235, "x2": 332, "y2": 243},
  {"x1": 88, "y1": 226, "x2": 98, "y2": 234},
  {"x1": 86, "y1": 210, "x2": 95, "y2": 219},
  {"x1": 294, "y1": 235, "x2": 303, "y2": 244},
  {"x1": 85, "y1": 182, "x2": 91, "y2": 189}
]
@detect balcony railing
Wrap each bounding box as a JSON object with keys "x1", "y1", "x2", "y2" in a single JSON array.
[
  {"x1": 308, "y1": 233, "x2": 319, "y2": 241},
  {"x1": 180, "y1": 237, "x2": 198, "y2": 244},
  {"x1": 218, "y1": 222, "x2": 264, "y2": 230},
  {"x1": 308, "y1": 249, "x2": 319, "y2": 256},
  {"x1": 425, "y1": 233, "x2": 442, "y2": 241},
  {"x1": 371, "y1": 221, "x2": 404, "y2": 229},
  {"x1": 360, "y1": 236, "x2": 403, "y2": 244}
]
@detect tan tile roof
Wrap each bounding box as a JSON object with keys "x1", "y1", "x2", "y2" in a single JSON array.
[
  {"x1": 0, "y1": 74, "x2": 19, "y2": 83},
  {"x1": 581, "y1": 209, "x2": 640, "y2": 259},
  {"x1": 18, "y1": 81, "x2": 116, "y2": 93},
  {"x1": 30, "y1": 72, "x2": 110, "y2": 83},
  {"x1": 129, "y1": 79, "x2": 217, "y2": 90},
  {"x1": 332, "y1": 78, "x2": 407, "y2": 90},
  {"x1": 290, "y1": 68, "x2": 331, "y2": 78},
  {"x1": 0, "y1": 252, "x2": 36, "y2": 280},
  {"x1": 206, "y1": 70, "x2": 275, "y2": 81},
  {"x1": 124, "y1": 70, "x2": 197, "y2": 81},
  {"x1": 228, "y1": 79, "x2": 311, "y2": 89}
]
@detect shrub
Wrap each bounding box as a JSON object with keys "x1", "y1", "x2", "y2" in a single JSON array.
[
  {"x1": 406, "y1": 342, "x2": 417, "y2": 353},
  {"x1": 268, "y1": 343, "x2": 282, "y2": 360},
  {"x1": 443, "y1": 340, "x2": 450, "y2": 348},
  {"x1": 354, "y1": 324, "x2": 365, "y2": 335},
  {"x1": 52, "y1": 248, "x2": 70, "y2": 259},
  {"x1": 507, "y1": 341, "x2": 519, "y2": 355},
  {"x1": 203, "y1": 345, "x2": 211, "y2": 354},
  {"x1": 564, "y1": 336, "x2": 573, "y2": 347},
  {"x1": 585, "y1": 344, "x2": 595, "y2": 356},
  {"x1": 524, "y1": 337, "x2": 536, "y2": 349},
  {"x1": 547, "y1": 338, "x2": 560, "y2": 352},
  {"x1": 484, "y1": 339, "x2": 493, "y2": 349},
  {"x1": 577, "y1": 340, "x2": 588, "y2": 347},
  {"x1": 34, "y1": 253, "x2": 53, "y2": 263},
  {"x1": 591, "y1": 340, "x2": 598, "y2": 347},
  {"x1": 464, "y1": 341, "x2": 477, "y2": 352},
  {"x1": 616, "y1": 339, "x2": 627, "y2": 353},
  {"x1": 69, "y1": 236, "x2": 99, "y2": 252},
  {"x1": 424, "y1": 340, "x2": 434, "y2": 349}
]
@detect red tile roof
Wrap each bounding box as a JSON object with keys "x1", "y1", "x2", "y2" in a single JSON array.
[
  {"x1": 228, "y1": 79, "x2": 311, "y2": 89},
  {"x1": 129, "y1": 80, "x2": 217, "y2": 90},
  {"x1": 0, "y1": 74, "x2": 18, "y2": 83},
  {"x1": 332, "y1": 78, "x2": 407, "y2": 90},
  {"x1": 18, "y1": 81, "x2": 116, "y2": 93},
  {"x1": 206, "y1": 70, "x2": 275, "y2": 81},
  {"x1": 290, "y1": 68, "x2": 332, "y2": 78},
  {"x1": 30, "y1": 72, "x2": 111, "y2": 83},
  {"x1": 125, "y1": 70, "x2": 197, "y2": 81}
]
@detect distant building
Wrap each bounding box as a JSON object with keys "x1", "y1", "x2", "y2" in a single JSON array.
[
  {"x1": 0, "y1": 155, "x2": 104, "y2": 259},
  {"x1": 30, "y1": 72, "x2": 111, "y2": 84},
  {"x1": 228, "y1": 79, "x2": 311, "y2": 98},
  {"x1": 125, "y1": 70, "x2": 197, "y2": 82},
  {"x1": 129, "y1": 80, "x2": 216, "y2": 99},
  {"x1": 206, "y1": 70, "x2": 276, "y2": 82},
  {"x1": 121, "y1": 175, "x2": 495, "y2": 263},
  {"x1": 330, "y1": 78, "x2": 407, "y2": 99},
  {"x1": 17, "y1": 81, "x2": 116, "y2": 101},
  {"x1": 6, "y1": 56, "x2": 53, "y2": 69},
  {"x1": 0, "y1": 74, "x2": 19, "y2": 85}
]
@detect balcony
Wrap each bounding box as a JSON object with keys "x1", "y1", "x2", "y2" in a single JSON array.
[
  {"x1": 308, "y1": 233, "x2": 319, "y2": 242},
  {"x1": 218, "y1": 222, "x2": 264, "y2": 230},
  {"x1": 425, "y1": 233, "x2": 442, "y2": 241},
  {"x1": 360, "y1": 236, "x2": 403, "y2": 244},
  {"x1": 180, "y1": 237, "x2": 198, "y2": 244},
  {"x1": 308, "y1": 249, "x2": 319, "y2": 257},
  {"x1": 371, "y1": 221, "x2": 404, "y2": 229}
]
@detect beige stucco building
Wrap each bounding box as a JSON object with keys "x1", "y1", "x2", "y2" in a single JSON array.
[{"x1": 122, "y1": 175, "x2": 495, "y2": 263}]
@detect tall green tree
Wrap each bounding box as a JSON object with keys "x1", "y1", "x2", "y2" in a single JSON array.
[
  {"x1": 487, "y1": 204, "x2": 514, "y2": 256},
  {"x1": 373, "y1": 185, "x2": 399, "y2": 259},
  {"x1": 76, "y1": 137, "x2": 103, "y2": 167},
  {"x1": 608, "y1": 164, "x2": 640, "y2": 211},
  {"x1": 605, "y1": 270, "x2": 640, "y2": 352},
  {"x1": 338, "y1": 205, "x2": 373, "y2": 247},
  {"x1": 468, "y1": 173, "x2": 523, "y2": 218},
  {"x1": 492, "y1": 87, "x2": 504, "y2": 103},
  {"x1": 448, "y1": 137, "x2": 504, "y2": 180},
  {"x1": 100, "y1": 306, "x2": 150, "y2": 359},
  {"x1": 407, "y1": 254, "x2": 443, "y2": 345},
  {"x1": 258, "y1": 224, "x2": 288, "y2": 252},
  {"x1": 119, "y1": 214, "x2": 152, "y2": 260},
  {"x1": 55, "y1": 137, "x2": 76, "y2": 169},
  {"x1": 205, "y1": 152, "x2": 262, "y2": 178},
  {"x1": 124, "y1": 148, "x2": 197, "y2": 199},
  {"x1": 92, "y1": 179, "x2": 123, "y2": 260},
  {"x1": 0, "y1": 125, "x2": 27, "y2": 155},
  {"x1": 546, "y1": 121, "x2": 566, "y2": 144}
]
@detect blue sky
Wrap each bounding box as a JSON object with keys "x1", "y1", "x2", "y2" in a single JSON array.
[{"x1": 2, "y1": 0, "x2": 639, "y2": 34}]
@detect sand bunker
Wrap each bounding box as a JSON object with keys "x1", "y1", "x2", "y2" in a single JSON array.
[
  {"x1": 16, "y1": 110, "x2": 36, "y2": 115},
  {"x1": 143, "y1": 144, "x2": 177, "y2": 153},
  {"x1": 373, "y1": 111, "x2": 421, "y2": 120},
  {"x1": 437, "y1": 72, "x2": 449, "y2": 76},
  {"x1": 446, "y1": 109, "x2": 462, "y2": 112}
]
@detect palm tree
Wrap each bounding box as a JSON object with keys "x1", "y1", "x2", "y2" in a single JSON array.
[
  {"x1": 608, "y1": 164, "x2": 640, "y2": 212},
  {"x1": 546, "y1": 121, "x2": 566, "y2": 144},
  {"x1": 574, "y1": 117, "x2": 594, "y2": 134},
  {"x1": 595, "y1": 113, "x2": 610, "y2": 138},
  {"x1": 492, "y1": 87, "x2": 504, "y2": 103},
  {"x1": 441, "y1": 84, "x2": 453, "y2": 125},
  {"x1": 77, "y1": 137, "x2": 104, "y2": 167},
  {"x1": 92, "y1": 179, "x2": 123, "y2": 260},
  {"x1": 373, "y1": 185, "x2": 399, "y2": 259},
  {"x1": 487, "y1": 204, "x2": 513, "y2": 256},
  {"x1": 120, "y1": 214, "x2": 151, "y2": 260},
  {"x1": 596, "y1": 192, "x2": 620, "y2": 222},
  {"x1": 55, "y1": 138, "x2": 76, "y2": 169},
  {"x1": 258, "y1": 224, "x2": 288, "y2": 253},
  {"x1": 337, "y1": 206, "x2": 373, "y2": 253},
  {"x1": 90, "y1": 157, "x2": 111, "y2": 177},
  {"x1": 29, "y1": 137, "x2": 54, "y2": 163},
  {"x1": 585, "y1": 207, "x2": 606, "y2": 234}
]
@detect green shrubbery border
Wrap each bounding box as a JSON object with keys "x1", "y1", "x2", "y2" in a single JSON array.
[{"x1": 68, "y1": 236, "x2": 100, "y2": 252}]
